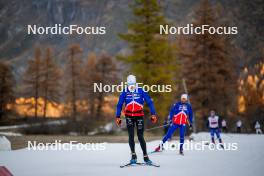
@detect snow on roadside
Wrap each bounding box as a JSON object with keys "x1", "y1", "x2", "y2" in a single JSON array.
[
  {"x1": 0, "y1": 132, "x2": 22, "y2": 136},
  {"x1": 0, "y1": 133, "x2": 263, "y2": 176},
  {"x1": 0, "y1": 120, "x2": 67, "y2": 130},
  {"x1": 0, "y1": 136, "x2": 11, "y2": 151}
]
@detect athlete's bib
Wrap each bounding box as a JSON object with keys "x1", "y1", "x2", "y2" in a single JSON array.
[{"x1": 208, "y1": 116, "x2": 219, "y2": 128}]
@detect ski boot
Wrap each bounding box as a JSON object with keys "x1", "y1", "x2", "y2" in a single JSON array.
[
  {"x1": 219, "y1": 138, "x2": 224, "y2": 149},
  {"x1": 130, "y1": 153, "x2": 137, "y2": 164},
  {"x1": 143, "y1": 155, "x2": 153, "y2": 165},
  {"x1": 179, "y1": 148, "x2": 184, "y2": 155},
  {"x1": 211, "y1": 138, "x2": 215, "y2": 144},
  {"x1": 154, "y1": 144, "x2": 164, "y2": 152}
]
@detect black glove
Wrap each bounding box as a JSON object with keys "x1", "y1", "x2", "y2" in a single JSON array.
[{"x1": 189, "y1": 124, "x2": 193, "y2": 131}]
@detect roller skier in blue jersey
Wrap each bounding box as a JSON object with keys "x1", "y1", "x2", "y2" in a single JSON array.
[
  {"x1": 155, "y1": 94, "x2": 193, "y2": 155},
  {"x1": 115, "y1": 75, "x2": 158, "y2": 165}
]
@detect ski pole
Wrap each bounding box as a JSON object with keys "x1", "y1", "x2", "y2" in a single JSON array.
[{"x1": 145, "y1": 123, "x2": 170, "y2": 131}]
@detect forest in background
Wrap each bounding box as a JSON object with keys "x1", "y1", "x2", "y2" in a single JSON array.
[{"x1": 0, "y1": 0, "x2": 263, "y2": 134}]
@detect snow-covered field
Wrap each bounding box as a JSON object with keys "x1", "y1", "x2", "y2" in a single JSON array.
[{"x1": 0, "y1": 133, "x2": 264, "y2": 176}]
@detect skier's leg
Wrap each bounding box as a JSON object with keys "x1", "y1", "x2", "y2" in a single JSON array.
[
  {"x1": 135, "y1": 117, "x2": 153, "y2": 164},
  {"x1": 179, "y1": 125, "x2": 186, "y2": 153},
  {"x1": 210, "y1": 128, "x2": 215, "y2": 143},
  {"x1": 126, "y1": 117, "x2": 135, "y2": 154},
  {"x1": 162, "y1": 124, "x2": 177, "y2": 143},
  {"x1": 238, "y1": 127, "x2": 241, "y2": 133},
  {"x1": 154, "y1": 124, "x2": 177, "y2": 152},
  {"x1": 136, "y1": 117, "x2": 147, "y2": 156},
  {"x1": 216, "y1": 128, "x2": 222, "y2": 143},
  {"x1": 216, "y1": 128, "x2": 224, "y2": 148}
]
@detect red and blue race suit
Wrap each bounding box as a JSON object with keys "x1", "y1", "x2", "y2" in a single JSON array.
[
  {"x1": 169, "y1": 102, "x2": 193, "y2": 125},
  {"x1": 162, "y1": 102, "x2": 193, "y2": 151},
  {"x1": 116, "y1": 87, "x2": 156, "y2": 117}
]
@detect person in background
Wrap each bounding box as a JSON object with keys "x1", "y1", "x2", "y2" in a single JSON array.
[
  {"x1": 221, "y1": 119, "x2": 228, "y2": 133},
  {"x1": 207, "y1": 110, "x2": 224, "y2": 148},
  {"x1": 255, "y1": 121, "x2": 262, "y2": 134},
  {"x1": 154, "y1": 94, "x2": 193, "y2": 155},
  {"x1": 236, "y1": 120, "x2": 242, "y2": 133}
]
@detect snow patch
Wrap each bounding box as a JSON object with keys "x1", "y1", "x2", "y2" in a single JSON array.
[
  {"x1": 0, "y1": 133, "x2": 264, "y2": 176},
  {"x1": 0, "y1": 120, "x2": 67, "y2": 130},
  {"x1": 0, "y1": 136, "x2": 11, "y2": 151},
  {"x1": 0, "y1": 132, "x2": 22, "y2": 136}
]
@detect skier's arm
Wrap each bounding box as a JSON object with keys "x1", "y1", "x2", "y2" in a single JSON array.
[
  {"x1": 188, "y1": 104, "x2": 193, "y2": 124},
  {"x1": 218, "y1": 117, "x2": 222, "y2": 128},
  {"x1": 169, "y1": 104, "x2": 176, "y2": 121},
  {"x1": 142, "y1": 90, "x2": 156, "y2": 115},
  {"x1": 116, "y1": 91, "x2": 126, "y2": 117}
]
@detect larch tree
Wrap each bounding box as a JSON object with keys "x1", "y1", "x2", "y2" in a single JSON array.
[
  {"x1": 41, "y1": 47, "x2": 62, "y2": 118},
  {"x1": 82, "y1": 52, "x2": 100, "y2": 118},
  {"x1": 22, "y1": 47, "x2": 42, "y2": 118},
  {"x1": 65, "y1": 44, "x2": 83, "y2": 120},
  {"x1": 96, "y1": 52, "x2": 117, "y2": 118},
  {"x1": 239, "y1": 61, "x2": 264, "y2": 125},
  {"x1": 0, "y1": 61, "x2": 15, "y2": 119}
]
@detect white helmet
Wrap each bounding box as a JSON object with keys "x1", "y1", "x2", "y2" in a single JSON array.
[
  {"x1": 127, "y1": 75, "x2": 136, "y2": 85},
  {"x1": 181, "y1": 94, "x2": 188, "y2": 100}
]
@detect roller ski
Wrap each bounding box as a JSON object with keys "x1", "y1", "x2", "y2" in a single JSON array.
[
  {"x1": 143, "y1": 155, "x2": 159, "y2": 166},
  {"x1": 120, "y1": 153, "x2": 137, "y2": 168},
  {"x1": 218, "y1": 142, "x2": 225, "y2": 149},
  {"x1": 120, "y1": 154, "x2": 160, "y2": 168},
  {"x1": 149, "y1": 145, "x2": 164, "y2": 155},
  {"x1": 120, "y1": 162, "x2": 160, "y2": 168}
]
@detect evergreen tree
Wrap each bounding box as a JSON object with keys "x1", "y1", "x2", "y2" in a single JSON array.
[
  {"x1": 22, "y1": 47, "x2": 42, "y2": 118},
  {"x1": 41, "y1": 47, "x2": 62, "y2": 118},
  {"x1": 65, "y1": 44, "x2": 83, "y2": 120},
  {"x1": 118, "y1": 0, "x2": 178, "y2": 118},
  {"x1": 179, "y1": 0, "x2": 237, "y2": 130},
  {"x1": 0, "y1": 61, "x2": 15, "y2": 119},
  {"x1": 231, "y1": 0, "x2": 263, "y2": 66}
]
